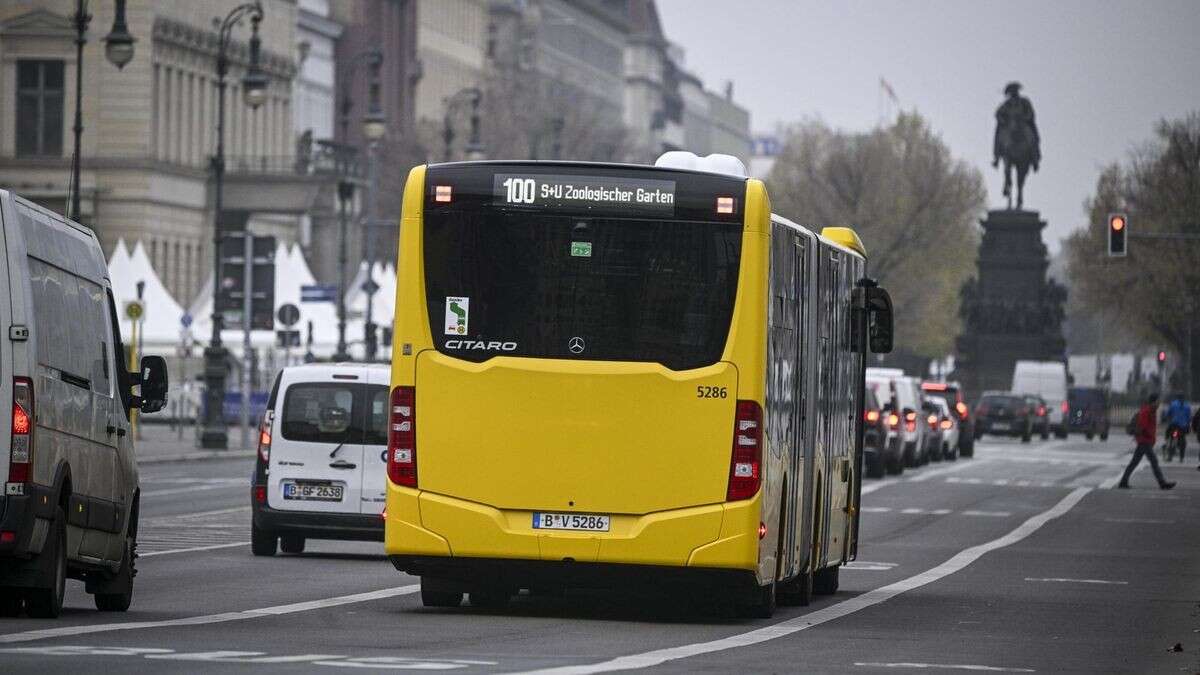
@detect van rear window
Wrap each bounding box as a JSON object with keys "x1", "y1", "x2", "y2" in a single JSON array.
[{"x1": 280, "y1": 382, "x2": 389, "y2": 445}]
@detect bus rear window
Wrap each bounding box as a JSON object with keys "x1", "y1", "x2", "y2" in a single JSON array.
[{"x1": 423, "y1": 213, "x2": 743, "y2": 371}]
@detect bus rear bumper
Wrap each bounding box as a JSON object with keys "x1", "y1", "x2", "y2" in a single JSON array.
[
  {"x1": 384, "y1": 487, "x2": 761, "y2": 573},
  {"x1": 389, "y1": 554, "x2": 761, "y2": 597}
]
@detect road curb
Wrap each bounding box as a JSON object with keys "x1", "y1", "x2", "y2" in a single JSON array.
[{"x1": 137, "y1": 450, "x2": 256, "y2": 465}]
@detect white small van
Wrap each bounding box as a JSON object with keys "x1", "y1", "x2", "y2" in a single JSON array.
[
  {"x1": 1011, "y1": 361, "x2": 1068, "y2": 438},
  {"x1": 0, "y1": 191, "x2": 167, "y2": 618},
  {"x1": 251, "y1": 364, "x2": 390, "y2": 555}
]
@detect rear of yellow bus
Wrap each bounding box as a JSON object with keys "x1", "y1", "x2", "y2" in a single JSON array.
[{"x1": 385, "y1": 162, "x2": 771, "y2": 609}]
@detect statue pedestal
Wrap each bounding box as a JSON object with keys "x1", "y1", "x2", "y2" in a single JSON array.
[{"x1": 954, "y1": 209, "x2": 1066, "y2": 399}]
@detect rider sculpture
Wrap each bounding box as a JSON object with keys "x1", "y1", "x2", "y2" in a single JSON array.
[{"x1": 993, "y1": 82, "x2": 1041, "y2": 210}]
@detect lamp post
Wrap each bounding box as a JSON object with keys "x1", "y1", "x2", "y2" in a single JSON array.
[
  {"x1": 68, "y1": 0, "x2": 136, "y2": 222},
  {"x1": 441, "y1": 88, "x2": 484, "y2": 162},
  {"x1": 200, "y1": 1, "x2": 268, "y2": 450},
  {"x1": 333, "y1": 49, "x2": 385, "y2": 363}
]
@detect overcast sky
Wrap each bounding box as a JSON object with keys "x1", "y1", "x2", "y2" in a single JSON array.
[{"x1": 656, "y1": 0, "x2": 1200, "y2": 252}]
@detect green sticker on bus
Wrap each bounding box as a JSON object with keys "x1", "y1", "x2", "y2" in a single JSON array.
[{"x1": 571, "y1": 241, "x2": 592, "y2": 258}]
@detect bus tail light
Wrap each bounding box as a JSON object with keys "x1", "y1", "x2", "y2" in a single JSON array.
[
  {"x1": 726, "y1": 400, "x2": 762, "y2": 501},
  {"x1": 387, "y1": 386, "x2": 417, "y2": 488},
  {"x1": 8, "y1": 377, "x2": 34, "y2": 486},
  {"x1": 257, "y1": 410, "x2": 274, "y2": 463}
]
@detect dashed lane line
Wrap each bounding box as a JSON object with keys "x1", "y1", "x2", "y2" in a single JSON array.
[
  {"x1": 861, "y1": 459, "x2": 987, "y2": 495},
  {"x1": 1023, "y1": 577, "x2": 1128, "y2": 585},
  {"x1": 515, "y1": 487, "x2": 1092, "y2": 675},
  {"x1": 0, "y1": 585, "x2": 421, "y2": 644},
  {"x1": 140, "y1": 542, "x2": 249, "y2": 558},
  {"x1": 854, "y1": 663, "x2": 1035, "y2": 672}
]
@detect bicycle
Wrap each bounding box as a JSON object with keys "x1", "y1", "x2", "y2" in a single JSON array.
[{"x1": 1163, "y1": 427, "x2": 1184, "y2": 462}]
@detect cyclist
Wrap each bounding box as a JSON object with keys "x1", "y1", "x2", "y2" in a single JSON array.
[
  {"x1": 1193, "y1": 407, "x2": 1200, "y2": 470},
  {"x1": 1162, "y1": 393, "x2": 1191, "y2": 462}
]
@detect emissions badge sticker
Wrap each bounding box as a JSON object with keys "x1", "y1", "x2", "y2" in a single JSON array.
[
  {"x1": 445, "y1": 296, "x2": 469, "y2": 335},
  {"x1": 570, "y1": 241, "x2": 592, "y2": 258}
]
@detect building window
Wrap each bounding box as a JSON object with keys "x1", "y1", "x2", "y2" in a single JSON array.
[{"x1": 16, "y1": 60, "x2": 65, "y2": 157}]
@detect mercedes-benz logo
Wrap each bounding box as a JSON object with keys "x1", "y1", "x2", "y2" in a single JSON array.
[{"x1": 568, "y1": 336, "x2": 585, "y2": 354}]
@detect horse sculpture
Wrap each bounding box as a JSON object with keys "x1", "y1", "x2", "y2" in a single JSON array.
[{"x1": 993, "y1": 82, "x2": 1041, "y2": 210}]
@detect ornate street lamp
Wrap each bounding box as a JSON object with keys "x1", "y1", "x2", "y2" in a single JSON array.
[
  {"x1": 333, "y1": 49, "x2": 385, "y2": 362},
  {"x1": 200, "y1": 1, "x2": 267, "y2": 449},
  {"x1": 441, "y1": 88, "x2": 484, "y2": 162},
  {"x1": 69, "y1": 0, "x2": 138, "y2": 221}
]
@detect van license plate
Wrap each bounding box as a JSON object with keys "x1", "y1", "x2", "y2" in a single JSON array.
[
  {"x1": 532, "y1": 512, "x2": 610, "y2": 532},
  {"x1": 283, "y1": 482, "x2": 344, "y2": 502},
  {"x1": 992, "y1": 422, "x2": 1009, "y2": 431}
]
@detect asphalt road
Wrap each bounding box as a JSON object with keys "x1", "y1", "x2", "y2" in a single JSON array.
[{"x1": 1, "y1": 435, "x2": 1197, "y2": 674}]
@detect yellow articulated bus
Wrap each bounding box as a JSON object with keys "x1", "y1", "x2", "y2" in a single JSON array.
[{"x1": 384, "y1": 156, "x2": 894, "y2": 617}]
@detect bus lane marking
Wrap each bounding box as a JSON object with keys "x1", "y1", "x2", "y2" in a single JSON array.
[
  {"x1": 854, "y1": 662, "x2": 1035, "y2": 672},
  {"x1": 0, "y1": 585, "x2": 421, "y2": 644},
  {"x1": 515, "y1": 487, "x2": 1092, "y2": 675}
]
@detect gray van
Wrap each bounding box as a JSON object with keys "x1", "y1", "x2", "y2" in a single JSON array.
[{"x1": 0, "y1": 191, "x2": 167, "y2": 618}]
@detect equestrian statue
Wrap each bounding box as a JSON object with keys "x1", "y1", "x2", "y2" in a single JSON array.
[{"x1": 992, "y1": 82, "x2": 1041, "y2": 210}]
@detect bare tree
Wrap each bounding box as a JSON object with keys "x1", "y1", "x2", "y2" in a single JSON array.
[
  {"x1": 1065, "y1": 112, "x2": 1200, "y2": 394},
  {"x1": 767, "y1": 113, "x2": 985, "y2": 358}
]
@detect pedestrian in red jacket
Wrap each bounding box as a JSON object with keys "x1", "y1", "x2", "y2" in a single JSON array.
[{"x1": 1118, "y1": 393, "x2": 1175, "y2": 489}]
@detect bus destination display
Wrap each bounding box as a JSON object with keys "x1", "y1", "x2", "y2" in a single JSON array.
[{"x1": 493, "y1": 173, "x2": 676, "y2": 216}]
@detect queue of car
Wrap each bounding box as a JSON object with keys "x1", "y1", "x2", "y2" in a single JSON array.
[{"x1": 863, "y1": 369, "x2": 974, "y2": 478}]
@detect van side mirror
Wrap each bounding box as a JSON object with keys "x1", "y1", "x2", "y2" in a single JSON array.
[
  {"x1": 133, "y1": 355, "x2": 168, "y2": 414},
  {"x1": 865, "y1": 286, "x2": 894, "y2": 354}
]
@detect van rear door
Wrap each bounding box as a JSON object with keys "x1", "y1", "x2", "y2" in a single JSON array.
[
  {"x1": 359, "y1": 373, "x2": 389, "y2": 515},
  {"x1": 267, "y1": 381, "x2": 364, "y2": 514}
]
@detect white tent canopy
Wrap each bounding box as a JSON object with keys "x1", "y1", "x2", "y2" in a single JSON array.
[{"x1": 108, "y1": 240, "x2": 187, "y2": 346}]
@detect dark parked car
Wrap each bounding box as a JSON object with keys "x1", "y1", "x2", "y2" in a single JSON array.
[
  {"x1": 1023, "y1": 394, "x2": 1051, "y2": 440},
  {"x1": 921, "y1": 399, "x2": 944, "y2": 462},
  {"x1": 922, "y1": 381, "x2": 975, "y2": 457},
  {"x1": 1067, "y1": 387, "x2": 1110, "y2": 440},
  {"x1": 862, "y1": 388, "x2": 888, "y2": 478},
  {"x1": 974, "y1": 392, "x2": 1033, "y2": 443}
]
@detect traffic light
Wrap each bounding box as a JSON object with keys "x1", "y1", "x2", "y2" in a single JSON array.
[
  {"x1": 1158, "y1": 350, "x2": 1167, "y2": 363},
  {"x1": 216, "y1": 233, "x2": 276, "y2": 330},
  {"x1": 1107, "y1": 213, "x2": 1127, "y2": 257}
]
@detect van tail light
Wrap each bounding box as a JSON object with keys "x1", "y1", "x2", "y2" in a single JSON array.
[
  {"x1": 8, "y1": 377, "x2": 34, "y2": 486},
  {"x1": 865, "y1": 409, "x2": 880, "y2": 423},
  {"x1": 253, "y1": 485, "x2": 267, "y2": 504},
  {"x1": 257, "y1": 410, "x2": 274, "y2": 463},
  {"x1": 387, "y1": 386, "x2": 417, "y2": 488},
  {"x1": 1060, "y1": 400, "x2": 1069, "y2": 414},
  {"x1": 955, "y1": 401, "x2": 968, "y2": 419},
  {"x1": 1037, "y1": 405, "x2": 1046, "y2": 417},
  {"x1": 904, "y1": 411, "x2": 917, "y2": 433},
  {"x1": 726, "y1": 400, "x2": 762, "y2": 501},
  {"x1": 886, "y1": 412, "x2": 900, "y2": 428}
]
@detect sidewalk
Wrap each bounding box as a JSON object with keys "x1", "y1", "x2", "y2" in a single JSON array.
[{"x1": 135, "y1": 423, "x2": 257, "y2": 464}]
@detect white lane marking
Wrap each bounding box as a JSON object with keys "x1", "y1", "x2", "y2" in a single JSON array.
[
  {"x1": 0, "y1": 585, "x2": 420, "y2": 644},
  {"x1": 146, "y1": 505, "x2": 251, "y2": 521},
  {"x1": 1023, "y1": 577, "x2": 1128, "y2": 585},
  {"x1": 863, "y1": 507, "x2": 1011, "y2": 518},
  {"x1": 843, "y1": 561, "x2": 897, "y2": 571},
  {"x1": 517, "y1": 487, "x2": 1092, "y2": 675},
  {"x1": 862, "y1": 506, "x2": 892, "y2": 513},
  {"x1": 1103, "y1": 517, "x2": 1174, "y2": 524},
  {"x1": 140, "y1": 541, "x2": 249, "y2": 558},
  {"x1": 854, "y1": 663, "x2": 1035, "y2": 672},
  {"x1": 861, "y1": 459, "x2": 987, "y2": 495},
  {"x1": 0, "y1": 646, "x2": 496, "y2": 669},
  {"x1": 316, "y1": 656, "x2": 497, "y2": 669},
  {"x1": 141, "y1": 483, "x2": 245, "y2": 498},
  {"x1": 960, "y1": 511, "x2": 1012, "y2": 518}
]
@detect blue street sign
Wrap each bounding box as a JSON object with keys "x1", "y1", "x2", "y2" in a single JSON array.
[
  {"x1": 300, "y1": 284, "x2": 338, "y2": 303},
  {"x1": 180, "y1": 312, "x2": 193, "y2": 328}
]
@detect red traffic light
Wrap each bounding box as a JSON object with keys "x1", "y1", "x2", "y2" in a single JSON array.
[
  {"x1": 1108, "y1": 213, "x2": 1128, "y2": 257},
  {"x1": 1110, "y1": 215, "x2": 1125, "y2": 231},
  {"x1": 1158, "y1": 351, "x2": 1167, "y2": 363}
]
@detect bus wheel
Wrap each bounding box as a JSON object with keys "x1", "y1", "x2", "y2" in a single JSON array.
[
  {"x1": 739, "y1": 580, "x2": 776, "y2": 618},
  {"x1": 777, "y1": 572, "x2": 812, "y2": 607},
  {"x1": 419, "y1": 577, "x2": 462, "y2": 608},
  {"x1": 813, "y1": 566, "x2": 839, "y2": 595},
  {"x1": 470, "y1": 587, "x2": 511, "y2": 609}
]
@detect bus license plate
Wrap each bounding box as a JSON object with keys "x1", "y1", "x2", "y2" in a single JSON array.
[
  {"x1": 532, "y1": 512, "x2": 610, "y2": 532},
  {"x1": 283, "y1": 481, "x2": 344, "y2": 502}
]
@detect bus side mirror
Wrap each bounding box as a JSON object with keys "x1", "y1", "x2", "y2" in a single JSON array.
[
  {"x1": 865, "y1": 286, "x2": 894, "y2": 354},
  {"x1": 134, "y1": 355, "x2": 169, "y2": 414}
]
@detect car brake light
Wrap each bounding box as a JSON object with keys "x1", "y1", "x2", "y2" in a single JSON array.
[
  {"x1": 926, "y1": 413, "x2": 938, "y2": 429},
  {"x1": 904, "y1": 410, "x2": 917, "y2": 433},
  {"x1": 257, "y1": 410, "x2": 274, "y2": 463},
  {"x1": 922, "y1": 382, "x2": 947, "y2": 391},
  {"x1": 865, "y1": 409, "x2": 880, "y2": 423},
  {"x1": 887, "y1": 412, "x2": 900, "y2": 428},
  {"x1": 940, "y1": 418, "x2": 952, "y2": 430},
  {"x1": 0, "y1": 531, "x2": 14, "y2": 544},
  {"x1": 727, "y1": 400, "x2": 762, "y2": 501},
  {"x1": 8, "y1": 377, "x2": 34, "y2": 486},
  {"x1": 956, "y1": 401, "x2": 968, "y2": 419},
  {"x1": 1061, "y1": 400, "x2": 1069, "y2": 414},
  {"x1": 387, "y1": 386, "x2": 417, "y2": 488},
  {"x1": 1037, "y1": 405, "x2": 1046, "y2": 417}
]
